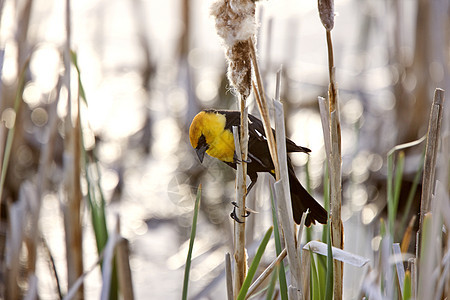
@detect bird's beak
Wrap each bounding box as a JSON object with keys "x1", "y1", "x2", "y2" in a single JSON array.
[{"x1": 195, "y1": 144, "x2": 208, "y2": 163}]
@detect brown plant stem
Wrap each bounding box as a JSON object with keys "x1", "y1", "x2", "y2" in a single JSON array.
[
  {"x1": 325, "y1": 28, "x2": 343, "y2": 300},
  {"x1": 248, "y1": 39, "x2": 279, "y2": 178},
  {"x1": 233, "y1": 98, "x2": 249, "y2": 297}
]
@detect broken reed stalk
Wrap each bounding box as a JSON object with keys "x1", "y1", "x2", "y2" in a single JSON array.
[
  {"x1": 273, "y1": 101, "x2": 304, "y2": 299},
  {"x1": 317, "y1": 0, "x2": 343, "y2": 298},
  {"x1": 417, "y1": 88, "x2": 445, "y2": 258}
]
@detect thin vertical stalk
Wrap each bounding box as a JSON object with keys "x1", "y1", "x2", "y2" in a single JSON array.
[
  {"x1": 225, "y1": 253, "x2": 233, "y2": 300},
  {"x1": 115, "y1": 237, "x2": 134, "y2": 300},
  {"x1": 62, "y1": 0, "x2": 83, "y2": 297},
  {"x1": 274, "y1": 101, "x2": 303, "y2": 299},
  {"x1": 249, "y1": 40, "x2": 279, "y2": 177},
  {"x1": 323, "y1": 14, "x2": 343, "y2": 299},
  {"x1": 233, "y1": 98, "x2": 249, "y2": 297},
  {"x1": 182, "y1": 185, "x2": 201, "y2": 300},
  {"x1": 417, "y1": 88, "x2": 445, "y2": 257}
]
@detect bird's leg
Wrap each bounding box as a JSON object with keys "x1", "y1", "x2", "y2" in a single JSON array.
[
  {"x1": 229, "y1": 174, "x2": 259, "y2": 222},
  {"x1": 246, "y1": 173, "x2": 258, "y2": 195},
  {"x1": 246, "y1": 180, "x2": 256, "y2": 196}
]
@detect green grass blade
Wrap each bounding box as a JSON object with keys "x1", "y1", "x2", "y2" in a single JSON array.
[
  {"x1": 386, "y1": 136, "x2": 426, "y2": 237},
  {"x1": 270, "y1": 189, "x2": 288, "y2": 300},
  {"x1": 316, "y1": 249, "x2": 328, "y2": 295},
  {"x1": 387, "y1": 149, "x2": 405, "y2": 237},
  {"x1": 182, "y1": 185, "x2": 202, "y2": 300},
  {"x1": 0, "y1": 59, "x2": 29, "y2": 206},
  {"x1": 310, "y1": 253, "x2": 321, "y2": 300},
  {"x1": 70, "y1": 50, "x2": 87, "y2": 103},
  {"x1": 393, "y1": 151, "x2": 405, "y2": 216},
  {"x1": 403, "y1": 270, "x2": 411, "y2": 300},
  {"x1": 322, "y1": 160, "x2": 330, "y2": 242},
  {"x1": 237, "y1": 226, "x2": 273, "y2": 300},
  {"x1": 72, "y1": 50, "x2": 117, "y2": 300},
  {"x1": 399, "y1": 149, "x2": 425, "y2": 236}
]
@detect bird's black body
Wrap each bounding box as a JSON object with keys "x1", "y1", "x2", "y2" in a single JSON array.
[{"x1": 202, "y1": 110, "x2": 328, "y2": 226}]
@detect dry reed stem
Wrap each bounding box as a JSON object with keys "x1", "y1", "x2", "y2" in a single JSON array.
[
  {"x1": 301, "y1": 249, "x2": 311, "y2": 299},
  {"x1": 401, "y1": 215, "x2": 416, "y2": 253},
  {"x1": 249, "y1": 42, "x2": 279, "y2": 178},
  {"x1": 417, "y1": 88, "x2": 445, "y2": 257},
  {"x1": 62, "y1": 0, "x2": 84, "y2": 296},
  {"x1": 303, "y1": 241, "x2": 369, "y2": 267},
  {"x1": 245, "y1": 248, "x2": 287, "y2": 299},
  {"x1": 324, "y1": 20, "x2": 343, "y2": 297},
  {"x1": 225, "y1": 253, "x2": 234, "y2": 300},
  {"x1": 232, "y1": 119, "x2": 248, "y2": 297},
  {"x1": 409, "y1": 257, "x2": 417, "y2": 298},
  {"x1": 63, "y1": 109, "x2": 83, "y2": 298},
  {"x1": 417, "y1": 212, "x2": 439, "y2": 299},
  {"x1": 274, "y1": 101, "x2": 303, "y2": 299},
  {"x1": 116, "y1": 237, "x2": 134, "y2": 300},
  {"x1": 251, "y1": 40, "x2": 304, "y2": 297},
  {"x1": 330, "y1": 108, "x2": 343, "y2": 299}
]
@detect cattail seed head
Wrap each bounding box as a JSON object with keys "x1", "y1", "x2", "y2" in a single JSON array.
[
  {"x1": 211, "y1": 0, "x2": 256, "y2": 99},
  {"x1": 318, "y1": 0, "x2": 334, "y2": 31}
]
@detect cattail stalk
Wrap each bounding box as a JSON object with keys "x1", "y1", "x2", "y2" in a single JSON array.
[
  {"x1": 232, "y1": 101, "x2": 249, "y2": 296},
  {"x1": 211, "y1": 1, "x2": 256, "y2": 295},
  {"x1": 317, "y1": 0, "x2": 343, "y2": 298}
]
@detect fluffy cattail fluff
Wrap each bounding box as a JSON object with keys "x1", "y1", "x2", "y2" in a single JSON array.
[{"x1": 211, "y1": 0, "x2": 256, "y2": 99}]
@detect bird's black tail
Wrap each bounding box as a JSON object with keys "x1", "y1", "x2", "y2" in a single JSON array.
[{"x1": 288, "y1": 167, "x2": 328, "y2": 226}]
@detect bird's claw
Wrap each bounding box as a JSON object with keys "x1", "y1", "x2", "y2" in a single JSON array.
[
  {"x1": 230, "y1": 201, "x2": 257, "y2": 223},
  {"x1": 230, "y1": 206, "x2": 244, "y2": 223}
]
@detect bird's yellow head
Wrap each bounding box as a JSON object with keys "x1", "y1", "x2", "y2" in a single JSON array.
[{"x1": 189, "y1": 110, "x2": 235, "y2": 163}]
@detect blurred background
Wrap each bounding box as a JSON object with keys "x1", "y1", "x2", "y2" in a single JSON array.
[{"x1": 0, "y1": 0, "x2": 448, "y2": 299}]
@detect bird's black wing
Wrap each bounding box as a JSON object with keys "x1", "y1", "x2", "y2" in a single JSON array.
[
  {"x1": 213, "y1": 109, "x2": 310, "y2": 169},
  {"x1": 247, "y1": 112, "x2": 311, "y2": 154}
]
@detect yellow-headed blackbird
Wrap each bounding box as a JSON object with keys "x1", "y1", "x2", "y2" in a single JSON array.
[{"x1": 189, "y1": 109, "x2": 328, "y2": 226}]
